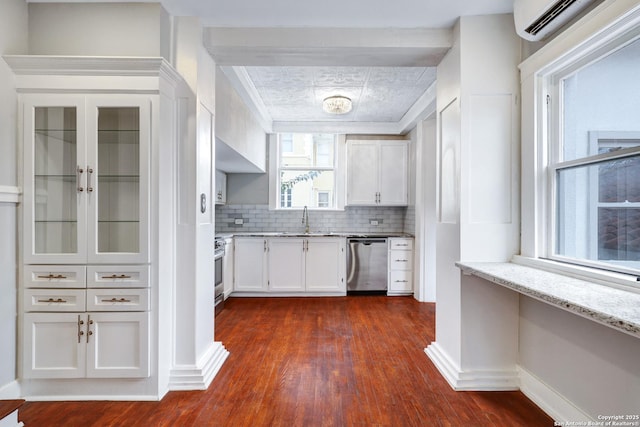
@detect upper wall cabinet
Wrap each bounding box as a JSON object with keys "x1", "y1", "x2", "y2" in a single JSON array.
[
  {"x1": 215, "y1": 169, "x2": 227, "y2": 205},
  {"x1": 22, "y1": 94, "x2": 150, "y2": 264},
  {"x1": 346, "y1": 140, "x2": 409, "y2": 206}
]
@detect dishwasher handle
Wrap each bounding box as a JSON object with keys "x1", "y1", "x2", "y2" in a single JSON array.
[{"x1": 348, "y1": 238, "x2": 387, "y2": 245}]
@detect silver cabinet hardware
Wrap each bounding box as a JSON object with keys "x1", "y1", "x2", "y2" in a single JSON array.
[
  {"x1": 102, "y1": 298, "x2": 132, "y2": 303},
  {"x1": 86, "y1": 166, "x2": 94, "y2": 193},
  {"x1": 77, "y1": 315, "x2": 84, "y2": 343},
  {"x1": 37, "y1": 298, "x2": 68, "y2": 303},
  {"x1": 87, "y1": 316, "x2": 93, "y2": 343},
  {"x1": 37, "y1": 274, "x2": 68, "y2": 279},
  {"x1": 76, "y1": 165, "x2": 84, "y2": 192},
  {"x1": 395, "y1": 259, "x2": 408, "y2": 262},
  {"x1": 101, "y1": 274, "x2": 132, "y2": 279}
]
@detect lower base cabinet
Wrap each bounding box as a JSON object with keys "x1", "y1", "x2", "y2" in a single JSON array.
[
  {"x1": 388, "y1": 237, "x2": 414, "y2": 295},
  {"x1": 23, "y1": 312, "x2": 150, "y2": 379},
  {"x1": 233, "y1": 237, "x2": 346, "y2": 294},
  {"x1": 234, "y1": 238, "x2": 268, "y2": 292},
  {"x1": 305, "y1": 238, "x2": 346, "y2": 293}
]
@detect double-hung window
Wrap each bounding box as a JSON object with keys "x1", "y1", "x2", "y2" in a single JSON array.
[
  {"x1": 550, "y1": 35, "x2": 640, "y2": 275},
  {"x1": 275, "y1": 133, "x2": 337, "y2": 209}
]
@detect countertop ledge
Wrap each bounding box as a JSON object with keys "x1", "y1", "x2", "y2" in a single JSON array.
[
  {"x1": 456, "y1": 261, "x2": 640, "y2": 339},
  {"x1": 218, "y1": 232, "x2": 414, "y2": 238}
]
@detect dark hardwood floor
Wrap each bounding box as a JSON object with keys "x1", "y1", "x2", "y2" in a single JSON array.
[{"x1": 19, "y1": 296, "x2": 554, "y2": 426}]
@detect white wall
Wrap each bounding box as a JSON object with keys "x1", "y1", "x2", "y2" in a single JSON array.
[
  {"x1": 28, "y1": 3, "x2": 171, "y2": 59},
  {"x1": 520, "y1": 297, "x2": 640, "y2": 417},
  {"x1": 414, "y1": 118, "x2": 437, "y2": 302},
  {"x1": 0, "y1": 0, "x2": 28, "y2": 398}
]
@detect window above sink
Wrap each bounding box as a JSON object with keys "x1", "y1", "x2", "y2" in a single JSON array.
[{"x1": 269, "y1": 133, "x2": 346, "y2": 211}]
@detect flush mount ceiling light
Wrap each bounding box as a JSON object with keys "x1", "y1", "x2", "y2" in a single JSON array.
[{"x1": 322, "y1": 95, "x2": 352, "y2": 114}]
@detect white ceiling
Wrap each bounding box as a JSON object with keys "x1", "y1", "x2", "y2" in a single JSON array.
[
  {"x1": 244, "y1": 66, "x2": 437, "y2": 123},
  {"x1": 29, "y1": 0, "x2": 516, "y2": 133}
]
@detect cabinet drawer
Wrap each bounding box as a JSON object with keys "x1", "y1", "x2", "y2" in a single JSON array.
[
  {"x1": 389, "y1": 271, "x2": 413, "y2": 293},
  {"x1": 24, "y1": 289, "x2": 86, "y2": 312},
  {"x1": 24, "y1": 265, "x2": 86, "y2": 289},
  {"x1": 87, "y1": 265, "x2": 149, "y2": 288},
  {"x1": 389, "y1": 251, "x2": 413, "y2": 270},
  {"x1": 86, "y1": 288, "x2": 149, "y2": 311},
  {"x1": 389, "y1": 238, "x2": 413, "y2": 250}
]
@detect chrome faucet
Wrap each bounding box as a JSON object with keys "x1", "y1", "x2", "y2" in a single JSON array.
[{"x1": 302, "y1": 205, "x2": 310, "y2": 233}]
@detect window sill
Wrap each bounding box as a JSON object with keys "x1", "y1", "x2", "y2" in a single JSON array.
[{"x1": 456, "y1": 259, "x2": 640, "y2": 339}]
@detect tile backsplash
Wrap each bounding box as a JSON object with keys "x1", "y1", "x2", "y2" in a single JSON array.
[{"x1": 216, "y1": 204, "x2": 415, "y2": 235}]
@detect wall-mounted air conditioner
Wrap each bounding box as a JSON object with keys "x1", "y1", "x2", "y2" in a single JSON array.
[{"x1": 514, "y1": 0, "x2": 596, "y2": 41}]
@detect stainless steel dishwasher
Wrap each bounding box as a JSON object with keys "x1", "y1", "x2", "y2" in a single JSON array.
[{"x1": 346, "y1": 238, "x2": 388, "y2": 293}]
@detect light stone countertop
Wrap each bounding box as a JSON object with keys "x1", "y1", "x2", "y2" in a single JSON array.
[
  {"x1": 219, "y1": 232, "x2": 414, "y2": 238},
  {"x1": 456, "y1": 261, "x2": 640, "y2": 339}
]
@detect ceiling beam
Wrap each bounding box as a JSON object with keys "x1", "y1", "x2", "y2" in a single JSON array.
[{"x1": 204, "y1": 27, "x2": 452, "y2": 66}]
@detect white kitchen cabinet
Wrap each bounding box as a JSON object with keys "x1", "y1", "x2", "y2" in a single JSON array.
[
  {"x1": 222, "y1": 237, "x2": 234, "y2": 298},
  {"x1": 215, "y1": 170, "x2": 227, "y2": 205},
  {"x1": 387, "y1": 237, "x2": 414, "y2": 295},
  {"x1": 22, "y1": 95, "x2": 149, "y2": 265},
  {"x1": 233, "y1": 237, "x2": 268, "y2": 292},
  {"x1": 233, "y1": 236, "x2": 345, "y2": 295},
  {"x1": 268, "y1": 238, "x2": 306, "y2": 292},
  {"x1": 346, "y1": 140, "x2": 409, "y2": 206},
  {"x1": 23, "y1": 312, "x2": 149, "y2": 379},
  {"x1": 85, "y1": 312, "x2": 149, "y2": 378},
  {"x1": 305, "y1": 238, "x2": 346, "y2": 293},
  {"x1": 7, "y1": 55, "x2": 186, "y2": 397}
]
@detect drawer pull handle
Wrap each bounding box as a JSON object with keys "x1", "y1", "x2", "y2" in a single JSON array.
[
  {"x1": 101, "y1": 274, "x2": 132, "y2": 279},
  {"x1": 395, "y1": 280, "x2": 408, "y2": 283},
  {"x1": 37, "y1": 274, "x2": 68, "y2": 279},
  {"x1": 395, "y1": 259, "x2": 408, "y2": 262},
  {"x1": 38, "y1": 298, "x2": 68, "y2": 303},
  {"x1": 102, "y1": 298, "x2": 132, "y2": 303},
  {"x1": 396, "y1": 244, "x2": 409, "y2": 247}
]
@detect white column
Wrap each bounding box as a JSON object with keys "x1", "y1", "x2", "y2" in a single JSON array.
[{"x1": 426, "y1": 14, "x2": 522, "y2": 390}]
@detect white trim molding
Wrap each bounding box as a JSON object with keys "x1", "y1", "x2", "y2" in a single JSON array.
[
  {"x1": 0, "y1": 380, "x2": 21, "y2": 400},
  {"x1": 519, "y1": 366, "x2": 592, "y2": 424},
  {"x1": 425, "y1": 343, "x2": 520, "y2": 391},
  {"x1": 168, "y1": 342, "x2": 229, "y2": 391},
  {"x1": 0, "y1": 186, "x2": 20, "y2": 204}
]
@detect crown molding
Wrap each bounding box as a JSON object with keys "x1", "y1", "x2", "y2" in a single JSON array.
[{"x1": 3, "y1": 55, "x2": 183, "y2": 84}]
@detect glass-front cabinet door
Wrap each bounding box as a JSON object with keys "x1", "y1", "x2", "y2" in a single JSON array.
[
  {"x1": 23, "y1": 95, "x2": 149, "y2": 264},
  {"x1": 24, "y1": 96, "x2": 87, "y2": 264},
  {"x1": 86, "y1": 98, "x2": 149, "y2": 264}
]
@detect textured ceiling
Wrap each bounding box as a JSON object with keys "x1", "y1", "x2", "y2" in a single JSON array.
[{"x1": 245, "y1": 66, "x2": 437, "y2": 123}]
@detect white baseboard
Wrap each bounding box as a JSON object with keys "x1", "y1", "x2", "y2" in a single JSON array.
[
  {"x1": 518, "y1": 366, "x2": 592, "y2": 423},
  {"x1": 425, "y1": 342, "x2": 519, "y2": 391},
  {"x1": 168, "y1": 341, "x2": 229, "y2": 391},
  {"x1": 0, "y1": 381, "x2": 20, "y2": 400},
  {"x1": 22, "y1": 394, "x2": 159, "y2": 402}
]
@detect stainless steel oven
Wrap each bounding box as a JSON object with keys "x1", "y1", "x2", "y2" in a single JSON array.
[{"x1": 214, "y1": 238, "x2": 226, "y2": 315}]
